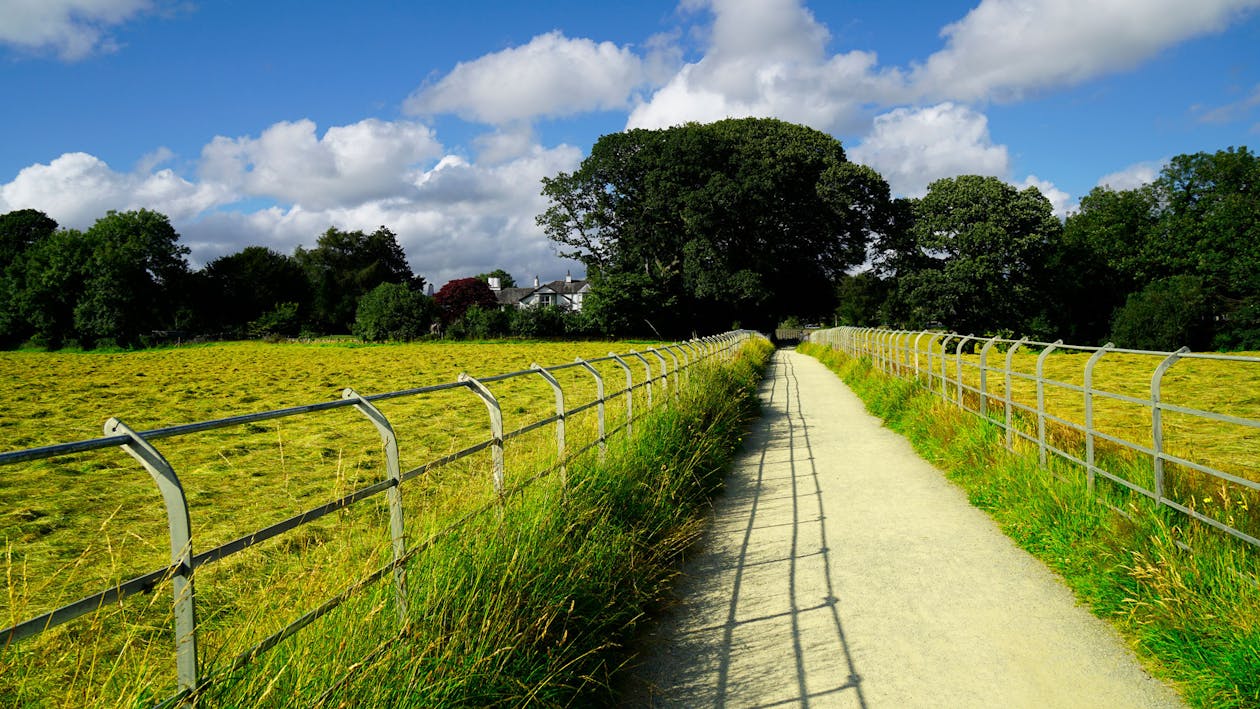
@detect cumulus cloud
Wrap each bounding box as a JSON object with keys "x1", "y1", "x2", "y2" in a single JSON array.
[
  {"x1": 1097, "y1": 160, "x2": 1165, "y2": 190},
  {"x1": 910, "y1": 0, "x2": 1260, "y2": 102},
  {"x1": 199, "y1": 118, "x2": 443, "y2": 210},
  {"x1": 849, "y1": 103, "x2": 1010, "y2": 198},
  {"x1": 181, "y1": 142, "x2": 586, "y2": 284},
  {"x1": 0, "y1": 152, "x2": 228, "y2": 228},
  {"x1": 404, "y1": 31, "x2": 649, "y2": 124},
  {"x1": 0, "y1": 0, "x2": 157, "y2": 60},
  {"x1": 628, "y1": 0, "x2": 903, "y2": 132}
]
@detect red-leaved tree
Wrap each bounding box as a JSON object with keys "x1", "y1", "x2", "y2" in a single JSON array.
[{"x1": 434, "y1": 277, "x2": 499, "y2": 322}]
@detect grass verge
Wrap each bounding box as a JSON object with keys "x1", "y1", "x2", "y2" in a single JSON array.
[{"x1": 799, "y1": 341, "x2": 1260, "y2": 709}]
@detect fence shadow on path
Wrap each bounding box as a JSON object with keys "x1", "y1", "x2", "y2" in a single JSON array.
[{"x1": 625, "y1": 353, "x2": 867, "y2": 708}]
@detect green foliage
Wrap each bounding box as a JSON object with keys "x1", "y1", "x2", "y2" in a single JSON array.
[
  {"x1": 295, "y1": 226, "x2": 417, "y2": 333},
  {"x1": 894, "y1": 175, "x2": 1063, "y2": 336},
  {"x1": 1109, "y1": 275, "x2": 1212, "y2": 351},
  {"x1": 200, "y1": 246, "x2": 311, "y2": 336},
  {"x1": 246, "y1": 302, "x2": 302, "y2": 339},
  {"x1": 351, "y1": 283, "x2": 435, "y2": 342},
  {"x1": 509, "y1": 305, "x2": 567, "y2": 339},
  {"x1": 834, "y1": 271, "x2": 888, "y2": 326},
  {"x1": 454, "y1": 304, "x2": 512, "y2": 339},
  {"x1": 539, "y1": 117, "x2": 890, "y2": 335}
]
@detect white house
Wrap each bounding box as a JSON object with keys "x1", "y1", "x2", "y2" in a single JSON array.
[{"x1": 490, "y1": 273, "x2": 589, "y2": 312}]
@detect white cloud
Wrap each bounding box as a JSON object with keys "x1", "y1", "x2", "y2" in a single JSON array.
[
  {"x1": 910, "y1": 0, "x2": 1260, "y2": 102},
  {"x1": 0, "y1": 0, "x2": 155, "y2": 60},
  {"x1": 0, "y1": 152, "x2": 227, "y2": 228},
  {"x1": 199, "y1": 118, "x2": 443, "y2": 210},
  {"x1": 849, "y1": 103, "x2": 1010, "y2": 198},
  {"x1": 181, "y1": 142, "x2": 586, "y2": 284},
  {"x1": 404, "y1": 31, "x2": 648, "y2": 124},
  {"x1": 1097, "y1": 160, "x2": 1165, "y2": 190},
  {"x1": 628, "y1": 0, "x2": 904, "y2": 132}
]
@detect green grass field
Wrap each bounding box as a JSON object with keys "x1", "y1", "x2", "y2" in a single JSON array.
[{"x1": 0, "y1": 338, "x2": 743, "y2": 706}]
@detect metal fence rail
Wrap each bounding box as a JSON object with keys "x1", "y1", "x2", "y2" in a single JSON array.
[
  {"x1": 806, "y1": 327, "x2": 1260, "y2": 549},
  {"x1": 0, "y1": 331, "x2": 757, "y2": 703}
]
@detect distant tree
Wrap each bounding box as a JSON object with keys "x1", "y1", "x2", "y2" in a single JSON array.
[
  {"x1": 1055, "y1": 185, "x2": 1159, "y2": 343},
  {"x1": 199, "y1": 246, "x2": 311, "y2": 336},
  {"x1": 434, "y1": 277, "x2": 498, "y2": 323},
  {"x1": 538, "y1": 117, "x2": 890, "y2": 335},
  {"x1": 9, "y1": 228, "x2": 92, "y2": 348},
  {"x1": 834, "y1": 272, "x2": 889, "y2": 327},
  {"x1": 475, "y1": 269, "x2": 517, "y2": 288},
  {"x1": 295, "y1": 226, "x2": 418, "y2": 332},
  {"x1": 0, "y1": 209, "x2": 60, "y2": 345},
  {"x1": 896, "y1": 176, "x2": 1062, "y2": 336},
  {"x1": 353, "y1": 282, "x2": 435, "y2": 342},
  {"x1": 72, "y1": 209, "x2": 191, "y2": 347},
  {"x1": 1110, "y1": 275, "x2": 1212, "y2": 351}
]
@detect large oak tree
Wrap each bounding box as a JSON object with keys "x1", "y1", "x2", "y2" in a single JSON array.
[{"x1": 537, "y1": 118, "x2": 890, "y2": 335}]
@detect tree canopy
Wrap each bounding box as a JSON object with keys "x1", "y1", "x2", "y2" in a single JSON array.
[
  {"x1": 295, "y1": 226, "x2": 418, "y2": 332},
  {"x1": 538, "y1": 117, "x2": 890, "y2": 336}
]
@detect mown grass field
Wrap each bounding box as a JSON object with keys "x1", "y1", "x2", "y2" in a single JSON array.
[
  {"x1": 800, "y1": 342, "x2": 1260, "y2": 708},
  {"x1": 0, "y1": 338, "x2": 725, "y2": 705}
]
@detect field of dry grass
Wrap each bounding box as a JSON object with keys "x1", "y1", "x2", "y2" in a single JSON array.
[{"x1": 0, "y1": 339, "x2": 683, "y2": 704}]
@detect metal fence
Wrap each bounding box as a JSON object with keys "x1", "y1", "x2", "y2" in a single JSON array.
[
  {"x1": 806, "y1": 327, "x2": 1260, "y2": 549},
  {"x1": 0, "y1": 331, "x2": 757, "y2": 703}
]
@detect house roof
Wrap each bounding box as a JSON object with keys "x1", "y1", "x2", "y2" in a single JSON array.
[
  {"x1": 495, "y1": 287, "x2": 535, "y2": 305},
  {"x1": 539, "y1": 279, "x2": 588, "y2": 295}
]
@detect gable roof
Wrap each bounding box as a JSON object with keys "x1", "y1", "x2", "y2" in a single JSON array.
[{"x1": 495, "y1": 287, "x2": 534, "y2": 306}]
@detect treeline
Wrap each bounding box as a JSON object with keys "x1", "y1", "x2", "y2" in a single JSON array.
[
  {"x1": 539, "y1": 118, "x2": 1258, "y2": 351},
  {"x1": 849, "y1": 147, "x2": 1260, "y2": 351},
  {"x1": 0, "y1": 210, "x2": 427, "y2": 348}
]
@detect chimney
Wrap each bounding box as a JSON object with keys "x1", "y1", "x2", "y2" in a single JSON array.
[
  {"x1": 488, "y1": 277, "x2": 501, "y2": 291},
  {"x1": 426, "y1": 282, "x2": 434, "y2": 296},
  {"x1": 565, "y1": 271, "x2": 572, "y2": 284},
  {"x1": 533, "y1": 275, "x2": 540, "y2": 288}
]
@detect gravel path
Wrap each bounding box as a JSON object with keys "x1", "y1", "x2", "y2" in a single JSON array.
[{"x1": 621, "y1": 349, "x2": 1184, "y2": 708}]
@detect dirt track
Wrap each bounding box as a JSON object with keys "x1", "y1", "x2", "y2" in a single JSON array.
[{"x1": 622, "y1": 349, "x2": 1183, "y2": 708}]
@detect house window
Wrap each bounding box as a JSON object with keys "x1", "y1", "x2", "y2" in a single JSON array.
[{"x1": 540, "y1": 294, "x2": 554, "y2": 306}]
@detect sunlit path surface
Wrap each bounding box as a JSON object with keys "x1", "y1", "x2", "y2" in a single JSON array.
[{"x1": 623, "y1": 349, "x2": 1183, "y2": 708}]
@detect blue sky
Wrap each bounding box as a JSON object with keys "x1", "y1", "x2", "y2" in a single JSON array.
[{"x1": 1, "y1": 0, "x2": 1257, "y2": 286}]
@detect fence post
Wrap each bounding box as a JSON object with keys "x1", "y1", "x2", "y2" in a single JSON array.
[
  {"x1": 647, "y1": 349, "x2": 670, "y2": 398},
  {"x1": 1004, "y1": 338, "x2": 1028, "y2": 450},
  {"x1": 530, "y1": 365, "x2": 566, "y2": 485},
  {"x1": 938, "y1": 334, "x2": 956, "y2": 402},
  {"x1": 629, "y1": 351, "x2": 654, "y2": 408},
  {"x1": 104, "y1": 418, "x2": 198, "y2": 694},
  {"x1": 609, "y1": 353, "x2": 635, "y2": 436},
  {"x1": 1036, "y1": 340, "x2": 1064, "y2": 466},
  {"x1": 956, "y1": 334, "x2": 975, "y2": 408},
  {"x1": 1083, "y1": 343, "x2": 1114, "y2": 492},
  {"x1": 913, "y1": 331, "x2": 928, "y2": 381},
  {"x1": 1152, "y1": 347, "x2": 1190, "y2": 502},
  {"x1": 978, "y1": 336, "x2": 1000, "y2": 419},
  {"x1": 661, "y1": 347, "x2": 681, "y2": 391},
  {"x1": 575, "y1": 357, "x2": 606, "y2": 459},
  {"x1": 458, "y1": 374, "x2": 505, "y2": 502},
  {"x1": 343, "y1": 389, "x2": 408, "y2": 625}
]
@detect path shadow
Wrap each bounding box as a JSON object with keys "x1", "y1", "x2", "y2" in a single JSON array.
[{"x1": 622, "y1": 354, "x2": 867, "y2": 708}]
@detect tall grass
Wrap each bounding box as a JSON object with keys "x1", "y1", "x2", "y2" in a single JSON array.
[
  {"x1": 799, "y1": 342, "x2": 1260, "y2": 709},
  {"x1": 2, "y1": 338, "x2": 774, "y2": 706}
]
